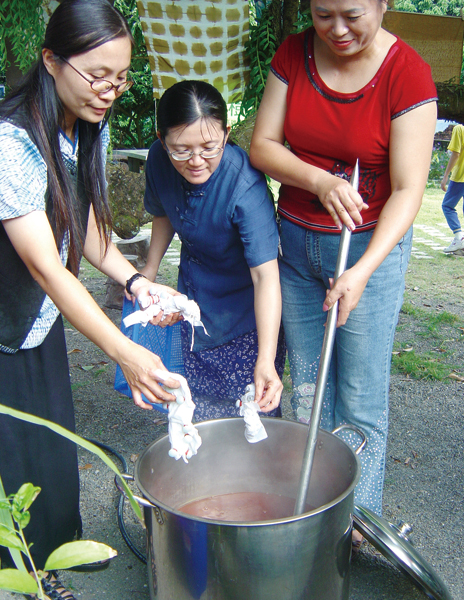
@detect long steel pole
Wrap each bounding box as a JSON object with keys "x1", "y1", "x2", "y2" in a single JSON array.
[{"x1": 293, "y1": 160, "x2": 359, "y2": 516}]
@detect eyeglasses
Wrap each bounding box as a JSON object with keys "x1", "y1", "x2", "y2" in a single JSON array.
[
  {"x1": 164, "y1": 134, "x2": 226, "y2": 161},
  {"x1": 60, "y1": 56, "x2": 133, "y2": 94}
]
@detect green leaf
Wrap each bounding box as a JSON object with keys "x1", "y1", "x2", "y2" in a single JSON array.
[
  {"x1": 0, "y1": 569, "x2": 38, "y2": 594},
  {"x1": 0, "y1": 524, "x2": 26, "y2": 552},
  {"x1": 0, "y1": 477, "x2": 26, "y2": 572},
  {"x1": 11, "y1": 508, "x2": 30, "y2": 530},
  {"x1": 0, "y1": 404, "x2": 142, "y2": 520},
  {"x1": 45, "y1": 540, "x2": 117, "y2": 571},
  {"x1": 13, "y1": 483, "x2": 41, "y2": 512}
]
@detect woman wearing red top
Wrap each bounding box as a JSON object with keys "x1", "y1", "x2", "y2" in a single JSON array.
[{"x1": 250, "y1": 0, "x2": 437, "y2": 547}]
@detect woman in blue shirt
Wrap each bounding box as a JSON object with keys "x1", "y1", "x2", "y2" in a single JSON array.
[{"x1": 143, "y1": 80, "x2": 285, "y2": 420}]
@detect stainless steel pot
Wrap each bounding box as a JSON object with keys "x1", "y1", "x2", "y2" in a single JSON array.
[{"x1": 134, "y1": 417, "x2": 364, "y2": 600}]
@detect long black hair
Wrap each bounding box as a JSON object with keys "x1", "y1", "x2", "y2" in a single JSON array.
[
  {"x1": 0, "y1": 0, "x2": 133, "y2": 274},
  {"x1": 157, "y1": 80, "x2": 228, "y2": 140}
]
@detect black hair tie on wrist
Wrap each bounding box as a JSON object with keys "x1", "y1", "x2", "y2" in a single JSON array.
[{"x1": 125, "y1": 273, "x2": 147, "y2": 295}]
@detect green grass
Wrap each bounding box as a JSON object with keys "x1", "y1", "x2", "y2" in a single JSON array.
[
  {"x1": 79, "y1": 258, "x2": 105, "y2": 280},
  {"x1": 404, "y1": 188, "x2": 463, "y2": 301},
  {"x1": 391, "y1": 348, "x2": 458, "y2": 381},
  {"x1": 391, "y1": 188, "x2": 464, "y2": 381},
  {"x1": 400, "y1": 302, "x2": 461, "y2": 334}
]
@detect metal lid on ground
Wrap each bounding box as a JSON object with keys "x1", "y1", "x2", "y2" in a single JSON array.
[{"x1": 353, "y1": 505, "x2": 452, "y2": 600}]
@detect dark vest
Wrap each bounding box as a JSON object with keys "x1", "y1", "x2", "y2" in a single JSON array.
[{"x1": 0, "y1": 116, "x2": 90, "y2": 353}]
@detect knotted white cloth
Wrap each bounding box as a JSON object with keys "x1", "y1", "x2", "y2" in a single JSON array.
[
  {"x1": 154, "y1": 370, "x2": 202, "y2": 463},
  {"x1": 236, "y1": 384, "x2": 268, "y2": 444},
  {"x1": 123, "y1": 289, "x2": 208, "y2": 350}
]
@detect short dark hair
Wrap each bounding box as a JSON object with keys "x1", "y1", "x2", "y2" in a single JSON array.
[{"x1": 157, "y1": 80, "x2": 228, "y2": 139}]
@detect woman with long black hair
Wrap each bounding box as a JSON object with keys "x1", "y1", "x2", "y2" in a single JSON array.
[{"x1": 0, "y1": 0, "x2": 179, "y2": 587}]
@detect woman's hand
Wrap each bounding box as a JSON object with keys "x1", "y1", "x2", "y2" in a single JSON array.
[
  {"x1": 131, "y1": 279, "x2": 183, "y2": 328},
  {"x1": 253, "y1": 358, "x2": 283, "y2": 413},
  {"x1": 117, "y1": 339, "x2": 180, "y2": 409},
  {"x1": 315, "y1": 173, "x2": 368, "y2": 231},
  {"x1": 322, "y1": 266, "x2": 370, "y2": 327}
]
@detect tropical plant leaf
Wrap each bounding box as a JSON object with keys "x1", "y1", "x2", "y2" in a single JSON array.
[
  {"x1": 0, "y1": 477, "x2": 26, "y2": 572},
  {"x1": 0, "y1": 569, "x2": 38, "y2": 594},
  {"x1": 45, "y1": 540, "x2": 117, "y2": 571},
  {"x1": 12, "y1": 483, "x2": 41, "y2": 513},
  {"x1": 0, "y1": 524, "x2": 26, "y2": 552}
]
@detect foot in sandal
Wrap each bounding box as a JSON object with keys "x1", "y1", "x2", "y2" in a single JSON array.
[{"x1": 27, "y1": 570, "x2": 77, "y2": 600}]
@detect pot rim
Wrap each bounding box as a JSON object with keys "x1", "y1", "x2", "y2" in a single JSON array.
[{"x1": 135, "y1": 417, "x2": 362, "y2": 527}]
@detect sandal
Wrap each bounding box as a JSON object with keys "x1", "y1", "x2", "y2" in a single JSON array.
[{"x1": 26, "y1": 571, "x2": 77, "y2": 600}]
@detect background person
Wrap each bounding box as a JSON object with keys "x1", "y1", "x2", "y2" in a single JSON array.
[
  {"x1": 249, "y1": 0, "x2": 437, "y2": 536},
  {"x1": 440, "y1": 123, "x2": 464, "y2": 253},
  {"x1": 141, "y1": 80, "x2": 285, "y2": 421},
  {"x1": 0, "y1": 0, "x2": 180, "y2": 583}
]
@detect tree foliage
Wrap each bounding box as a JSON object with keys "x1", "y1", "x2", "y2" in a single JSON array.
[
  {"x1": 0, "y1": 0, "x2": 45, "y2": 75},
  {"x1": 393, "y1": 0, "x2": 462, "y2": 16},
  {"x1": 111, "y1": 0, "x2": 156, "y2": 149}
]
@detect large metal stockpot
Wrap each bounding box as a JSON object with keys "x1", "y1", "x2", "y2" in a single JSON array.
[{"x1": 134, "y1": 417, "x2": 363, "y2": 600}]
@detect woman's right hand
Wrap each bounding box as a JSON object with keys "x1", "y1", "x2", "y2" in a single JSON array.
[
  {"x1": 117, "y1": 339, "x2": 180, "y2": 409},
  {"x1": 315, "y1": 172, "x2": 368, "y2": 231}
]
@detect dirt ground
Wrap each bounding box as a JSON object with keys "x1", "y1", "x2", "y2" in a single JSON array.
[{"x1": 1, "y1": 236, "x2": 463, "y2": 600}]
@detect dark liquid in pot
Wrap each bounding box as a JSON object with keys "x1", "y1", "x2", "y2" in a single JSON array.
[{"x1": 178, "y1": 491, "x2": 313, "y2": 522}]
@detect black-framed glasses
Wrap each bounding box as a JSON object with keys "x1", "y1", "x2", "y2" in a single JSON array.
[
  {"x1": 164, "y1": 134, "x2": 226, "y2": 161},
  {"x1": 60, "y1": 56, "x2": 133, "y2": 94}
]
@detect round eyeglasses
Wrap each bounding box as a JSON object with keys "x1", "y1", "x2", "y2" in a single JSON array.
[
  {"x1": 60, "y1": 56, "x2": 133, "y2": 94},
  {"x1": 164, "y1": 135, "x2": 226, "y2": 161}
]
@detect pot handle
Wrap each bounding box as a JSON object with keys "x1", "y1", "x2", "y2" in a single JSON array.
[
  {"x1": 114, "y1": 473, "x2": 156, "y2": 509},
  {"x1": 332, "y1": 424, "x2": 367, "y2": 455}
]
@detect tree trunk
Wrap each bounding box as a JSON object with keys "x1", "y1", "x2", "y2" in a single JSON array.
[
  {"x1": 282, "y1": 0, "x2": 299, "y2": 42},
  {"x1": 268, "y1": 0, "x2": 282, "y2": 46},
  {"x1": 436, "y1": 84, "x2": 464, "y2": 126}
]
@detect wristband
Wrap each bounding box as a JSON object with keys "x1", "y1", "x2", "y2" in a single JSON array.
[{"x1": 125, "y1": 273, "x2": 147, "y2": 295}]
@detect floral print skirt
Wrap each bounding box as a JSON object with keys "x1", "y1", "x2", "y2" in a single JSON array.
[{"x1": 181, "y1": 322, "x2": 286, "y2": 422}]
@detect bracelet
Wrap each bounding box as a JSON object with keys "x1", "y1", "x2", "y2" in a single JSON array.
[{"x1": 125, "y1": 273, "x2": 147, "y2": 295}]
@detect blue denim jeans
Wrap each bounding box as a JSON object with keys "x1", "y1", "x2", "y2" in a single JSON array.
[
  {"x1": 442, "y1": 180, "x2": 464, "y2": 233},
  {"x1": 279, "y1": 218, "x2": 412, "y2": 515}
]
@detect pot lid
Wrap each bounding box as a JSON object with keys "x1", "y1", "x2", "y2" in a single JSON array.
[{"x1": 353, "y1": 505, "x2": 452, "y2": 600}]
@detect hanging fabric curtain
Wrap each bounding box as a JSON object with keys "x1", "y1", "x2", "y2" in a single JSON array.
[{"x1": 137, "y1": 0, "x2": 250, "y2": 103}]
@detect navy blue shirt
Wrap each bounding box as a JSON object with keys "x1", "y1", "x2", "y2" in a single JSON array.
[{"x1": 144, "y1": 140, "x2": 279, "y2": 351}]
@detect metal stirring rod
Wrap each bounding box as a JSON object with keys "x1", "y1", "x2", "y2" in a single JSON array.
[{"x1": 293, "y1": 160, "x2": 359, "y2": 516}]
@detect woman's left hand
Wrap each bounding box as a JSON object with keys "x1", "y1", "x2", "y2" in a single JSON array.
[
  {"x1": 253, "y1": 359, "x2": 283, "y2": 412},
  {"x1": 322, "y1": 266, "x2": 370, "y2": 327}
]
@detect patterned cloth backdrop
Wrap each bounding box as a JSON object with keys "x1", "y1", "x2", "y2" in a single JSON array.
[{"x1": 137, "y1": 0, "x2": 250, "y2": 103}]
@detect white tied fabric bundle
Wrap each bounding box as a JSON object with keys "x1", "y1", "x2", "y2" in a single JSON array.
[
  {"x1": 154, "y1": 370, "x2": 202, "y2": 463},
  {"x1": 123, "y1": 288, "x2": 208, "y2": 350},
  {"x1": 236, "y1": 384, "x2": 268, "y2": 444}
]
